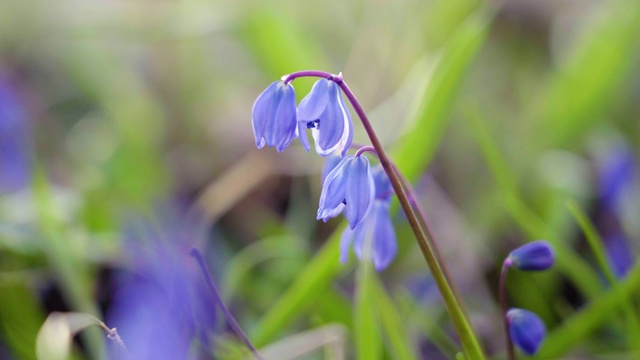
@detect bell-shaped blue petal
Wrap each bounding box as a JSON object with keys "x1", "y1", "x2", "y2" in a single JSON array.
[
  {"x1": 321, "y1": 155, "x2": 343, "y2": 184},
  {"x1": 317, "y1": 155, "x2": 374, "y2": 229},
  {"x1": 371, "y1": 166, "x2": 392, "y2": 200},
  {"x1": 252, "y1": 81, "x2": 298, "y2": 152},
  {"x1": 507, "y1": 308, "x2": 546, "y2": 355},
  {"x1": 298, "y1": 79, "x2": 353, "y2": 157},
  {"x1": 345, "y1": 156, "x2": 374, "y2": 229},
  {"x1": 507, "y1": 240, "x2": 554, "y2": 271},
  {"x1": 342, "y1": 201, "x2": 397, "y2": 271}
]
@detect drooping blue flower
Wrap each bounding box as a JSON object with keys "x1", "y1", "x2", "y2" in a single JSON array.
[
  {"x1": 597, "y1": 143, "x2": 636, "y2": 212},
  {"x1": 0, "y1": 75, "x2": 30, "y2": 194},
  {"x1": 338, "y1": 166, "x2": 397, "y2": 271},
  {"x1": 297, "y1": 79, "x2": 353, "y2": 157},
  {"x1": 318, "y1": 155, "x2": 374, "y2": 229},
  {"x1": 252, "y1": 81, "x2": 298, "y2": 152},
  {"x1": 507, "y1": 308, "x2": 546, "y2": 355},
  {"x1": 506, "y1": 240, "x2": 554, "y2": 271}
]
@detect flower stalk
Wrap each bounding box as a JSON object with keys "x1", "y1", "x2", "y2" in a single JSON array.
[{"x1": 284, "y1": 70, "x2": 485, "y2": 360}]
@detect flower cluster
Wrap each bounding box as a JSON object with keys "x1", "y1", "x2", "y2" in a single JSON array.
[
  {"x1": 252, "y1": 77, "x2": 352, "y2": 156},
  {"x1": 252, "y1": 75, "x2": 398, "y2": 271}
]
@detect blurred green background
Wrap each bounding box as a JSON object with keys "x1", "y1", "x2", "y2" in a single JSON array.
[{"x1": 1, "y1": 0, "x2": 639, "y2": 359}]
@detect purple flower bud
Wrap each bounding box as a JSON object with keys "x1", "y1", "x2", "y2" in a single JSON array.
[
  {"x1": 507, "y1": 308, "x2": 546, "y2": 355},
  {"x1": 252, "y1": 81, "x2": 298, "y2": 152},
  {"x1": 506, "y1": 240, "x2": 554, "y2": 271},
  {"x1": 297, "y1": 79, "x2": 353, "y2": 157},
  {"x1": 318, "y1": 155, "x2": 374, "y2": 229}
]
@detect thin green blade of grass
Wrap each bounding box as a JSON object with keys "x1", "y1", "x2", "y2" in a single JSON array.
[
  {"x1": 372, "y1": 277, "x2": 417, "y2": 360},
  {"x1": 465, "y1": 107, "x2": 603, "y2": 300},
  {"x1": 537, "y1": 0, "x2": 640, "y2": 147},
  {"x1": 393, "y1": 9, "x2": 491, "y2": 181},
  {"x1": 250, "y1": 231, "x2": 343, "y2": 347},
  {"x1": 565, "y1": 200, "x2": 640, "y2": 350},
  {"x1": 354, "y1": 259, "x2": 382, "y2": 360},
  {"x1": 537, "y1": 261, "x2": 640, "y2": 358}
]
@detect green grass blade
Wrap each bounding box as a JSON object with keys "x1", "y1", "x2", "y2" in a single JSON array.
[
  {"x1": 373, "y1": 278, "x2": 417, "y2": 360},
  {"x1": 537, "y1": 0, "x2": 640, "y2": 147},
  {"x1": 354, "y1": 259, "x2": 382, "y2": 360},
  {"x1": 393, "y1": 9, "x2": 491, "y2": 181},
  {"x1": 250, "y1": 231, "x2": 344, "y2": 347},
  {"x1": 465, "y1": 107, "x2": 603, "y2": 300},
  {"x1": 566, "y1": 200, "x2": 640, "y2": 350},
  {"x1": 537, "y1": 261, "x2": 640, "y2": 358}
]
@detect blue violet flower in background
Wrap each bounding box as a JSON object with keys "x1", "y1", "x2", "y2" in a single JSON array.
[
  {"x1": 0, "y1": 74, "x2": 30, "y2": 194},
  {"x1": 252, "y1": 81, "x2": 298, "y2": 152},
  {"x1": 506, "y1": 308, "x2": 547, "y2": 355},
  {"x1": 318, "y1": 155, "x2": 374, "y2": 229},
  {"x1": 297, "y1": 79, "x2": 353, "y2": 157},
  {"x1": 340, "y1": 166, "x2": 397, "y2": 271},
  {"x1": 506, "y1": 240, "x2": 555, "y2": 271}
]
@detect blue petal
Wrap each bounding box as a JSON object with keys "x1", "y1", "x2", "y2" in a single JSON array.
[
  {"x1": 318, "y1": 83, "x2": 345, "y2": 152},
  {"x1": 345, "y1": 156, "x2": 374, "y2": 229},
  {"x1": 321, "y1": 155, "x2": 342, "y2": 184},
  {"x1": 297, "y1": 79, "x2": 331, "y2": 121},
  {"x1": 338, "y1": 91, "x2": 353, "y2": 157},
  {"x1": 340, "y1": 227, "x2": 354, "y2": 264},
  {"x1": 297, "y1": 121, "x2": 310, "y2": 151},
  {"x1": 507, "y1": 241, "x2": 554, "y2": 271},
  {"x1": 273, "y1": 83, "x2": 297, "y2": 152},
  {"x1": 352, "y1": 217, "x2": 367, "y2": 260},
  {"x1": 251, "y1": 81, "x2": 279, "y2": 148},
  {"x1": 372, "y1": 166, "x2": 392, "y2": 200},
  {"x1": 317, "y1": 157, "x2": 351, "y2": 221},
  {"x1": 371, "y1": 201, "x2": 397, "y2": 271},
  {"x1": 507, "y1": 308, "x2": 546, "y2": 355}
]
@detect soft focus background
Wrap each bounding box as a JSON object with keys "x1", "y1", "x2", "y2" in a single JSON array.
[{"x1": 1, "y1": 0, "x2": 639, "y2": 359}]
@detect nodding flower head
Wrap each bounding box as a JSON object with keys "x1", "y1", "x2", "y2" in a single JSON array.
[
  {"x1": 506, "y1": 240, "x2": 554, "y2": 271},
  {"x1": 297, "y1": 79, "x2": 353, "y2": 157},
  {"x1": 252, "y1": 81, "x2": 298, "y2": 152},
  {"x1": 318, "y1": 155, "x2": 374, "y2": 229},
  {"x1": 506, "y1": 308, "x2": 546, "y2": 355}
]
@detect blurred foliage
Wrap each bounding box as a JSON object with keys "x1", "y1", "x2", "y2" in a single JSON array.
[{"x1": 0, "y1": 0, "x2": 639, "y2": 359}]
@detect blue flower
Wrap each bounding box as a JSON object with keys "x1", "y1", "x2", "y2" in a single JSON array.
[
  {"x1": 297, "y1": 79, "x2": 353, "y2": 157},
  {"x1": 340, "y1": 166, "x2": 397, "y2": 271},
  {"x1": 507, "y1": 308, "x2": 546, "y2": 355},
  {"x1": 318, "y1": 155, "x2": 374, "y2": 229},
  {"x1": 252, "y1": 81, "x2": 298, "y2": 152},
  {"x1": 0, "y1": 75, "x2": 30, "y2": 194},
  {"x1": 506, "y1": 240, "x2": 554, "y2": 271},
  {"x1": 107, "y1": 208, "x2": 217, "y2": 360}
]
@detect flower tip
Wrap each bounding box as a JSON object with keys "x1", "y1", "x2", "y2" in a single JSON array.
[
  {"x1": 507, "y1": 308, "x2": 546, "y2": 355},
  {"x1": 508, "y1": 240, "x2": 554, "y2": 271}
]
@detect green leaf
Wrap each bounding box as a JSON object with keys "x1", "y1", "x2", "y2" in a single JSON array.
[
  {"x1": 250, "y1": 230, "x2": 344, "y2": 347},
  {"x1": 373, "y1": 278, "x2": 417, "y2": 360},
  {"x1": 354, "y1": 259, "x2": 382, "y2": 360},
  {"x1": 393, "y1": 9, "x2": 492, "y2": 181}
]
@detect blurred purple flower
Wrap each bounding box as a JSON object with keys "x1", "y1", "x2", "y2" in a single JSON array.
[
  {"x1": 596, "y1": 143, "x2": 637, "y2": 278},
  {"x1": 107, "y1": 209, "x2": 217, "y2": 360},
  {"x1": 0, "y1": 75, "x2": 30, "y2": 194},
  {"x1": 597, "y1": 143, "x2": 636, "y2": 212}
]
